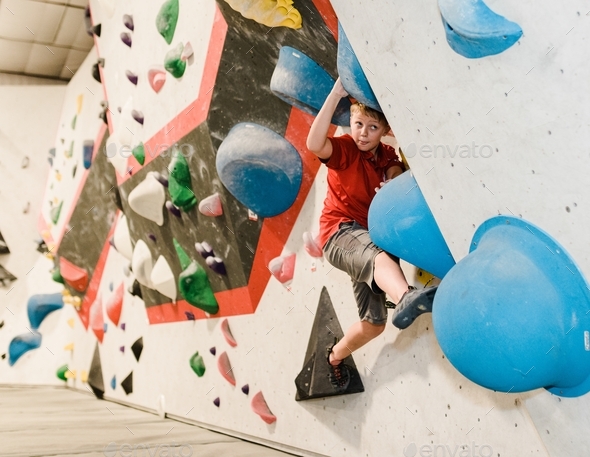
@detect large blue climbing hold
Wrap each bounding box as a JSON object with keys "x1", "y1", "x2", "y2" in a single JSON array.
[
  {"x1": 216, "y1": 123, "x2": 302, "y2": 217},
  {"x1": 337, "y1": 23, "x2": 381, "y2": 112},
  {"x1": 438, "y1": 0, "x2": 523, "y2": 58},
  {"x1": 8, "y1": 332, "x2": 42, "y2": 366},
  {"x1": 433, "y1": 216, "x2": 590, "y2": 397},
  {"x1": 270, "y1": 46, "x2": 351, "y2": 126},
  {"x1": 27, "y1": 293, "x2": 64, "y2": 330},
  {"x1": 368, "y1": 171, "x2": 455, "y2": 279}
]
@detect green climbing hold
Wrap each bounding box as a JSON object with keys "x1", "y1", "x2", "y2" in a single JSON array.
[
  {"x1": 168, "y1": 151, "x2": 196, "y2": 211},
  {"x1": 71, "y1": 115, "x2": 77, "y2": 130},
  {"x1": 51, "y1": 266, "x2": 65, "y2": 284},
  {"x1": 174, "y1": 239, "x2": 218, "y2": 314},
  {"x1": 50, "y1": 201, "x2": 63, "y2": 224},
  {"x1": 173, "y1": 239, "x2": 191, "y2": 271},
  {"x1": 156, "y1": 0, "x2": 179, "y2": 44},
  {"x1": 189, "y1": 351, "x2": 206, "y2": 377},
  {"x1": 179, "y1": 260, "x2": 219, "y2": 314},
  {"x1": 57, "y1": 364, "x2": 68, "y2": 381},
  {"x1": 65, "y1": 141, "x2": 74, "y2": 158},
  {"x1": 164, "y1": 43, "x2": 186, "y2": 79},
  {"x1": 133, "y1": 143, "x2": 145, "y2": 165}
]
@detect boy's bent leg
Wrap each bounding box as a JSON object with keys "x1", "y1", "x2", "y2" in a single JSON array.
[
  {"x1": 330, "y1": 280, "x2": 387, "y2": 363},
  {"x1": 373, "y1": 252, "x2": 409, "y2": 303},
  {"x1": 329, "y1": 320, "x2": 385, "y2": 363}
]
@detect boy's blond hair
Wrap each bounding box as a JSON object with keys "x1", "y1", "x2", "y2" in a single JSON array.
[{"x1": 350, "y1": 103, "x2": 389, "y2": 130}]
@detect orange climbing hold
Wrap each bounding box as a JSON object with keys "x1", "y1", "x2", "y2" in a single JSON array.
[
  {"x1": 106, "y1": 283, "x2": 124, "y2": 325},
  {"x1": 251, "y1": 391, "x2": 276, "y2": 424},
  {"x1": 217, "y1": 351, "x2": 236, "y2": 386},
  {"x1": 59, "y1": 257, "x2": 89, "y2": 292},
  {"x1": 220, "y1": 318, "x2": 237, "y2": 347}
]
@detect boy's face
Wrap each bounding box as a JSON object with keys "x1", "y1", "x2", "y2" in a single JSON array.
[{"x1": 350, "y1": 112, "x2": 389, "y2": 154}]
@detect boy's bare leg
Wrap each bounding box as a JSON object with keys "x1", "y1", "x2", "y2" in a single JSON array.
[
  {"x1": 329, "y1": 252, "x2": 409, "y2": 365},
  {"x1": 329, "y1": 321, "x2": 385, "y2": 364},
  {"x1": 373, "y1": 252, "x2": 409, "y2": 303}
]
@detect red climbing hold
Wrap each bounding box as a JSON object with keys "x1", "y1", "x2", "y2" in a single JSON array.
[
  {"x1": 303, "y1": 232, "x2": 323, "y2": 258},
  {"x1": 268, "y1": 253, "x2": 296, "y2": 284},
  {"x1": 217, "y1": 351, "x2": 236, "y2": 386},
  {"x1": 59, "y1": 257, "x2": 89, "y2": 292},
  {"x1": 106, "y1": 283, "x2": 124, "y2": 325},
  {"x1": 220, "y1": 319, "x2": 237, "y2": 347},
  {"x1": 89, "y1": 295, "x2": 105, "y2": 343},
  {"x1": 251, "y1": 391, "x2": 276, "y2": 424}
]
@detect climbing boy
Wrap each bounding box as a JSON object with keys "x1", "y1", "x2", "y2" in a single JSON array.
[{"x1": 306, "y1": 78, "x2": 437, "y2": 391}]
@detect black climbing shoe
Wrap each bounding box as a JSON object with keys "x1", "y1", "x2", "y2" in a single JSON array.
[
  {"x1": 391, "y1": 286, "x2": 437, "y2": 329},
  {"x1": 326, "y1": 338, "x2": 351, "y2": 392}
]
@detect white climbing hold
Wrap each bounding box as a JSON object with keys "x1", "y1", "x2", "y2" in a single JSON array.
[
  {"x1": 131, "y1": 239, "x2": 154, "y2": 288},
  {"x1": 128, "y1": 172, "x2": 166, "y2": 226},
  {"x1": 151, "y1": 255, "x2": 177, "y2": 302},
  {"x1": 113, "y1": 214, "x2": 134, "y2": 261}
]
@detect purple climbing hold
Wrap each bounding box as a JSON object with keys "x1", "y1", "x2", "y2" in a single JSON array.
[
  {"x1": 123, "y1": 14, "x2": 134, "y2": 31},
  {"x1": 120, "y1": 323, "x2": 126, "y2": 331},
  {"x1": 213, "y1": 397, "x2": 220, "y2": 407},
  {"x1": 121, "y1": 32, "x2": 132, "y2": 47},
  {"x1": 209, "y1": 347, "x2": 216, "y2": 356},
  {"x1": 153, "y1": 172, "x2": 169, "y2": 187},
  {"x1": 126, "y1": 70, "x2": 138, "y2": 85},
  {"x1": 166, "y1": 201, "x2": 181, "y2": 218},
  {"x1": 195, "y1": 241, "x2": 214, "y2": 258},
  {"x1": 119, "y1": 346, "x2": 125, "y2": 353},
  {"x1": 206, "y1": 256, "x2": 227, "y2": 275},
  {"x1": 148, "y1": 234, "x2": 157, "y2": 242},
  {"x1": 241, "y1": 384, "x2": 250, "y2": 395},
  {"x1": 185, "y1": 311, "x2": 195, "y2": 320},
  {"x1": 131, "y1": 110, "x2": 144, "y2": 125}
]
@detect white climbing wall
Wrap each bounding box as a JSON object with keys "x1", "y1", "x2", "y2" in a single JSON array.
[
  {"x1": 332, "y1": 0, "x2": 590, "y2": 456},
  {"x1": 1, "y1": 0, "x2": 589, "y2": 456},
  {"x1": 0, "y1": 75, "x2": 67, "y2": 384}
]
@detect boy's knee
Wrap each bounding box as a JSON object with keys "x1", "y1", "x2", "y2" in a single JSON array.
[{"x1": 362, "y1": 321, "x2": 386, "y2": 338}]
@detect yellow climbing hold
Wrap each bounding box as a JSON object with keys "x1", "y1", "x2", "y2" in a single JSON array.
[
  {"x1": 67, "y1": 318, "x2": 75, "y2": 328},
  {"x1": 77, "y1": 94, "x2": 84, "y2": 114},
  {"x1": 65, "y1": 369, "x2": 76, "y2": 379},
  {"x1": 64, "y1": 342, "x2": 74, "y2": 351},
  {"x1": 223, "y1": 0, "x2": 302, "y2": 29},
  {"x1": 80, "y1": 370, "x2": 88, "y2": 382}
]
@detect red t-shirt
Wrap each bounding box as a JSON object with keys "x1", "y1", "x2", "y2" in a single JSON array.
[{"x1": 318, "y1": 134, "x2": 404, "y2": 248}]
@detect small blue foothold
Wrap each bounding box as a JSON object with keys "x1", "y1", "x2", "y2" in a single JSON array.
[
  {"x1": 83, "y1": 140, "x2": 94, "y2": 169},
  {"x1": 27, "y1": 293, "x2": 64, "y2": 330},
  {"x1": 8, "y1": 332, "x2": 42, "y2": 366},
  {"x1": 438, "y1": 0, "x2": 523, "y2": 58},
  {"x1": 111, "y1": 375, "x2": 116, "y2": 390}
]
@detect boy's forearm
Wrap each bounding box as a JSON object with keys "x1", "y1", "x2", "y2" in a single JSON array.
[{"x1": 306, "y1": 90, "x2": 342, "y2": 153}]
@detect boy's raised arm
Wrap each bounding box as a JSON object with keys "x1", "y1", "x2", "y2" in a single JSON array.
[{"x1": 306, "y1": 77, "x2": 349, "y2": 160}]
